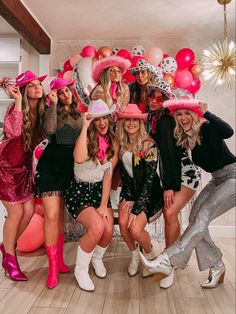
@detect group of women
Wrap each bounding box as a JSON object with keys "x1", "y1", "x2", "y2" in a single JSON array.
[{"x1": 0, "y1": 54, "x2": 235, "y2": 293}]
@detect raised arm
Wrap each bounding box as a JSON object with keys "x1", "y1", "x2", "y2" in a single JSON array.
[
  {"x1": 73, "y1": 112, "x2": 94, "y2": 163},
  {"x1": 43, "y1": 90, "x2": 58, "y2": 135}
]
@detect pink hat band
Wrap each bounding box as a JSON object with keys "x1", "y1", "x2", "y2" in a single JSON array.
[
  {"x1": 116, "y1": 103, "x2": 148, "y2": 121},
  {"x1": 163, "y1": 96, "x2": 203, "y2": 118},
  {"x1": 50, "y1": 78, "x2": 75, "y2": 91},
  {"x1": 16, "y1": 70, "x2": 47, "y2": 88}
]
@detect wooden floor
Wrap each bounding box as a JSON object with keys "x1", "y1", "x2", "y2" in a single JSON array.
[{"x1": 0, "y1": 238, "x2": 235, "y2": 314}]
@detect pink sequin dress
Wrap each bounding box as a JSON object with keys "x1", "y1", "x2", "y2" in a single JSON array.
[{"x1": 0, "y1": 105, "x2": 34, "y2": 204}]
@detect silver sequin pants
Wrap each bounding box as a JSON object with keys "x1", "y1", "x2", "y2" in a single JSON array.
[{"x1": 165, "y1": 162, "x2": 236, "y2": 271}]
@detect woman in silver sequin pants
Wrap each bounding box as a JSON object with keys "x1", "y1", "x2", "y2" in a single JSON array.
[
  {"x1": 165, "y1": 162, "x2": 236, "y2": 271},
  {"x1": 140, "y1": 99, "x2": 236, "y2": 288}
]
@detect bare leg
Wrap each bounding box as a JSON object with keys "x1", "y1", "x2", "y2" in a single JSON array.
[
  {"x1": 118, "y1": 200, "x2": 136, "y2": 251},
  {"x1": 163, "y1": 186, "x2": 195, "y2": 247},
  {"x1": 97, "y1": 207, "x2": 113, "y2": 247},
  {"x1": 43, "y1": 195, "x2": 61, "y2": 246},
  {"x1": 16, "y1": 198, "x2": 35, "y2": 239},
  {"x1": 76, "y1": 207, "x2": 105, "y2": 253},
  {"x1": 128, "y1": 211, "x2": 151, "y2": 253},
  {"x1": 2, "y1": 201, "x2": 24, "y2": 255}
]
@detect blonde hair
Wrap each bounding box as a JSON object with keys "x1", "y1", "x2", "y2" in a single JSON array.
[
  {"x1": 87, "y1": 115, "x2": 115, "y2": 162},
  {"x1": 91, "y1": 66, "x2": 126, "y2": 108},
  {"x1": 173, "y1": 110, "x2": 202, "y2": 149},
  {"x1": 116, "y1": 118, "x2": 147, "y2": 156},
  {"x1": 20, "y1": 84, "x2": 46, "y2": 152}
]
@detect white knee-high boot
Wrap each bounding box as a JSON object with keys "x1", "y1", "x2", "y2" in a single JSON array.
[
  {"x1": 91, "y1": 245, "x2": 108, "y2": 278},
  {"x1": 74, "y1": 245, "x2": 94, "y2": 292}
]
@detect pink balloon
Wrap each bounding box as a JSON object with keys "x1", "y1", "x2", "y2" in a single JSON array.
[
  {"x1": 175, "y1": 70, "x2": 193, "y2": 88},
  {"x1": 123, "y1": 71, "x2": 136, "y2": 83},
  {"x1": 144, "y1": 46, "x2": 163, "y2": 66},
  {"x1": 81, "y1": 45, "x2": 97, "y2": 58},
  {"x1": 175, "y1": 48, "x2": 195, "y2": 70},
  {"x1": 63, "y1": 70, "x2": 73, "y2": 81},
  {"x1": 63, "y1": 59, "x2": 73, "y2": 71},
  {"x1": 117, "y1": 49, "x2": 132, "y2": 60},
  {"x1": 163, "y1": 53, "x2": 169, "y2": 59},
  {"x1": 57, "y1": 71, "x2": 65, "y2": 78},
  {"x1": 17, "y1": 214, "x2": 44, "y2": 252},
  {"x1": 69, "y1": 54, "x2": 82, "y2": 67},
  {"x1": 186, "y1": 77, "x2": 201, "y2": 94}
]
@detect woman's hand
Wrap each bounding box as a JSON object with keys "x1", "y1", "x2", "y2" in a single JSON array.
[
  {"x1": 6, "y1": 85, "x2": 22, "y2": 102},
  {"x1": 82, "y1": 112, "x2": 94, "y2": 128},
  {"x1": 122, "y1": 200, "x2": 135, "y2": 213},
  {"x1": 97, "y1": 205, "x2": 110, "y2": 222},
  {"x1": 199, "y1": 102, "x2": 208, "y2": 114},
  {"x1": 164, "y1": 190, "x2": 175, "y2": 209},
  {"x1": 48, "y1": 90, "x2": 58, "y2": 106},
  {"x1": 127, "y1": 213, "x2": 136, "y2": 229}
]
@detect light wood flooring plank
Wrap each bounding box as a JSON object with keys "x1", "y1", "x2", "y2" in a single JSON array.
[{"x1": 28, "y1": 307, "x2": 66, "y2": 314}]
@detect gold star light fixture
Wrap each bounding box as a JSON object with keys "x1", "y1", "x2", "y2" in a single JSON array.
[{"x1": 200, "y1": 0, "x2": 235, "y2": 88}]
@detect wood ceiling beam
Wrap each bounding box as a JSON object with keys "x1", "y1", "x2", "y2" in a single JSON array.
[{"x1": 0, "y1": 0, "x2": 50, "y2": 54}]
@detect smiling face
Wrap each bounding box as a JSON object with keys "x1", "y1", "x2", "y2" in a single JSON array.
[
  {"x1": 57, "y1": 86, "x2": 73, "y2": 105},
  {"x1": 175, "y1": 109, "x2": 194, "y2": 132},
  {"x1": 26, "y1": 80, "x2": 43, "y2": 99},
  {"x1": 148, "y1": 90, "x2": 163, "y2": 111},
  {"x1": 93, "y1": 116, "x2": 109, "y2": 136},
  {"x1": 123, "y1": 118, "x2": 140, "y2": 138},
  {"x1": 109, "y1": 66, "x2": 122, "y2": 82},
  {"x1": 134, "y1": 70, "x2": 149, "y2": 85}
]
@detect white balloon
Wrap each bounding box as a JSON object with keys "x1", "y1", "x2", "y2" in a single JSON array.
[
  {"x1": 131, "y1": 45, "x2": 145, "y2": 56},
  {"x1": 161, "y1": 57, "x2": 177, "y2": 74},
  {"x1": 73, "y1": 57, "x2": 96, "y2": 105},
  {"x1": 112, "y1": 47, "x2": 120, "y2": 55}
]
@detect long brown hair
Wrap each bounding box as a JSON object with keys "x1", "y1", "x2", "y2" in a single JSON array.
[
  {"x1": 58, "y1": 86, "x2": 81, "y2": 120},
  {"x1": 20, "y1": 84, "x2": 46, "y2": 152},
  {"x1": 87, "y1": 115, "x2": 115, "y2": 162}
]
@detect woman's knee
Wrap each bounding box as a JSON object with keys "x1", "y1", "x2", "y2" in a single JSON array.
[
  {"x1": 163, "y1": 208, "x2": 179, "y2": 225},
  {"x1": 88, "y1": 220, "x2": 105, "y2": 240}
]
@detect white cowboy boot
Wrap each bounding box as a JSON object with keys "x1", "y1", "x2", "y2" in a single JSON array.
[
  {"x1": 74, "y1": 245, "x2": 94, "y2": 292},
  {"x1": 160, "y1": 268, "x2": 175, "y2": 288},
  {"x1": 201, "y1": 262, "x2": 226, "y2": 289},
  {"x1": 91, "y1": 245, "x2": 108, "y2": 278},
  {"x1": 142, "y1": 239, "x2": 159, "y2": 278},
  {"x1": 128, "y1": 247, "x2": 140, "y2": 276},
  {"x1": 140, "y1": 251, "x2": 173, "y2": 282}
]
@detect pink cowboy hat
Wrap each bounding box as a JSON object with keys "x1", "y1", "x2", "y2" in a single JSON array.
[
  {"x1": 163, "y1": 96, "x2": 203, "y2": 118},
  {"x1": 116, "y1": 103, "x2": 148, "y2": 121},
  {"x1": 16, "y1": 70, "x2": 47, "y2": 88},
  {"x1": 92, "y1": 55, "x2": 131, "y2": 83},
  {"x1": 49, "y1": 77, "x2": 75, "y2": 91},
  {"x1": 88, "y1": 99, "x2": 116, "y2": 118}
]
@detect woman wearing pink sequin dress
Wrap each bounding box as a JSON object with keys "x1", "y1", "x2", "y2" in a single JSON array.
[{"x1": 0, "y1": 70, "x2": 46, "y2": 281}]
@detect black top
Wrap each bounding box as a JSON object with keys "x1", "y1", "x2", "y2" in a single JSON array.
[
  {"x1": 192, "y1": 111, "x2": 236, "y2": 173},
  {"x1": 150, "y1": 110, "x2": 183, "y2": 191}
]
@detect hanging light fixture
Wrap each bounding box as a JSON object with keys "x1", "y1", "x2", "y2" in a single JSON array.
[{"x1": 200, "y1": 0, "x2": 235, "y2": 88}]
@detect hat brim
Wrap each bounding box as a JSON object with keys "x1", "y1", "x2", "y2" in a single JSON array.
[
  {"x1": 128, "y1": 65, "x2": 150, "y2": 74},
  {"x1": 163, "y1": 99, "x2": 203, "y2": 118},
  {"x1": 89, "y1": 103, "x2": 116, "y2": 118},
  {"x1": 52, "y1": 79, "x2": 76, "y2": 91},
  {"x1": 116, "y1": 112, "x2": 148, "y2": 121},
  {"x1": 17, "y1": 74, "x2": 47, "y2": 88},
  {"x1": 92, "y1": 56, "x2": 131, "y2": 83},
  {"x1": 147, "y1": 84, "x2": 175, "y2": 99}
]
